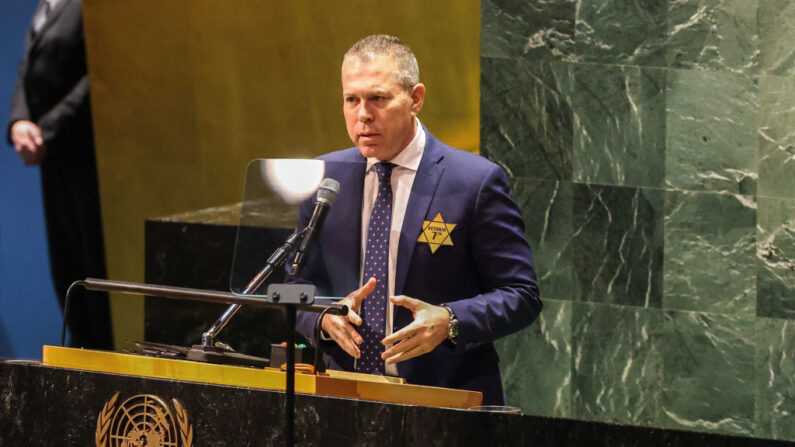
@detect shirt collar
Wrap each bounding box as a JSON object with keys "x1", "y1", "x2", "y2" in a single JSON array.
[{"x1": 366, "y1": 117, "x2": 425, "y2": 172}]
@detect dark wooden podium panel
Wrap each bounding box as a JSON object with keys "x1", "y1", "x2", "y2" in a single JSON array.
[
  {"x1": 2, "y1": 358, "x2": 789, "y2": 446},
  {"x1": 0, "y1": 356, "x2": 516, "y2": 446}
]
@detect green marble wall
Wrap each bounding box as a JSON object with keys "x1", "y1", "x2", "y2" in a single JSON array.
[{"x1": 483, "y1": 0, "x2": 795, "y2": 441}]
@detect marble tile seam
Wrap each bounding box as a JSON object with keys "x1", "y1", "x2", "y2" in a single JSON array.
[
  {"x1": 755, "y1": 314, "x2": 795, "y2": 325},
  {"x1": 481, "y1": 61, "x2": 771, "y2": 77},
  {"x1": 480, "y1": 55, "x2": 662, "y2": 72},
  {"x1": 507, "y1": 179, "x2": 795, "y2": 201},
  {"x1": 511, "y1": 177, "x2": 765, "y2": 198},
  {"x1": 512, "y1": 177, "x2": 795, "y2": 205},
  {"x1": 561, "y1": 298, "x2": 768, "y2": 321},
  {"x1": 657, "y1": 304, "x2": 763, "y2": 320},
  {"x1": 754, "y1": 193, "x2": 795, "y2": 202},
  {"x1": 479, "y1": 54, "x2": 778, "y2": 76},
  {"x1": 510, "y1": 180, "x2": 795, "y2": 203}
]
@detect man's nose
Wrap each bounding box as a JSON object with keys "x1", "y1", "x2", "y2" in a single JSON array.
[{"x1": 357, "y1": 101, "x2": 373, "y2": 122}]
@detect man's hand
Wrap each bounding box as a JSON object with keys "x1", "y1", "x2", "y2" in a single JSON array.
[
  {"x1": 381, "y1": 296, "x2": 450, "y2": 364},
  {"x1": 320, "y1": 277, "x2": 377, "y2": 359},
  {"x1": 10, "y1": 120, "x2": 46, "y2": 166}
]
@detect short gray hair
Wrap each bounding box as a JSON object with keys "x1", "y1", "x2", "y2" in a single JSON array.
[{"x1": 343, "y1": 34, "x2": 420, "y2": 91}]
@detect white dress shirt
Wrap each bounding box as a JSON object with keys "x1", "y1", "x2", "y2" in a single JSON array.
[{"x1": 359, "y1": 117, "x2": 425, "y2": 376}]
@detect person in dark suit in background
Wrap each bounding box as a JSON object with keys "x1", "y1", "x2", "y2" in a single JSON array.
[
  {"x1": 6, "y1": 0, "x2": 113, "y2": 350},
  {"x1": 296, "y1": 35, "x2": 541, "y2": 404}
]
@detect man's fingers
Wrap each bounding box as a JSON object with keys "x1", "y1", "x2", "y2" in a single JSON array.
[
  {"x1": 384, "y1": 342, "x2": 425, "y2": 364},
  {"x1": 14, "y1": 135, "x2": 34, "y2": 152},
  {"x1": 347, "y1": 308, "x2": 363, "y2": 326},
  {"x1": 347, "y1": 326, "x2": 364, "y2": 345},
  {"x1": 381, "y1": 321, "x2": 418, "y2": 346},
  {"x1": 381, "y1": 333, "x2": 420, "y2": 359},
  {"x1": 15, "y1": 144, "x2": 38, "y2": 166},
  {"x1": 26, "y1": 126, "x2": 43, "y2": 147},
  {"x1": 343, "y1": 278, "x2": 377, "y2": 314},
  {"x1": 13, "y1": 128, "x2": 46, "y2": 165},
  {"x1": 336, "y1": 294, "x2": 363, "y2": 325},
  {"x1": 351, "y1": 277, "x2": 377, "y2": 305},
  {"x1": 322, "y1": 314, "x2": 362, "y2": 358},
  {"x1": 381, "y1": 300, "x2": 450, "y2": 364},
  {"x1": 335, "y1": 332, "x2": 361, "y2": 358},
  {"x1": 389, "y1": 295, "x2": 421, "y2": 311}
]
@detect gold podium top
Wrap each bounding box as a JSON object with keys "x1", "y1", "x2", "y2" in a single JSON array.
[{"x1": 42, "y1": 346, "x2": 482, "y2": 409}]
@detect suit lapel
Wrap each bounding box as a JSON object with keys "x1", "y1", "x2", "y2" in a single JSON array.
[
  {"x1": 28, "y1": 1, "x2": 48, "y2": 43},
  {"x1": 31, "y1": 0, "x2": 73, "y2": 52},
  {"x1": 394, "y1": 132, "x2": 445, "y2": 295}
]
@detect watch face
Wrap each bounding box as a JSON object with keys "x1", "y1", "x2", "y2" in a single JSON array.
[{"x1": 447, "y1": 319, "x2": 459, "y2": 339}]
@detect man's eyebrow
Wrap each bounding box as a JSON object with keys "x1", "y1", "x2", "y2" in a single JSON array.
[{"x1": 343, "y1": 89, "x2": 392, "y2": 97}]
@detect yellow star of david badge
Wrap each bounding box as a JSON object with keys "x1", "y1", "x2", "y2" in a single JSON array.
[{"x1": 417, "y1": 213, "x2": 457, "y2": 254}]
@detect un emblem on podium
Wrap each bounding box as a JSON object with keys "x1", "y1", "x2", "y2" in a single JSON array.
[{"x1": 95, "y1": 392, "x2": 193, "y2": 447}]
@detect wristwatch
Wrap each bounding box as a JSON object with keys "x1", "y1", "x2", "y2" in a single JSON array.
[{"x1": 441, "y1": 304, "x2": 459, "y2": 342}]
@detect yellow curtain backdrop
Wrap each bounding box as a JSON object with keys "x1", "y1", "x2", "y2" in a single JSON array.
[{"x1": 82, "y1": 0, "x2": 481, "y2": 347}]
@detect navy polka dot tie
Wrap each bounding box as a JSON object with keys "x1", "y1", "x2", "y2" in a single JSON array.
[{"x1": 359, "y1": 162, "x2": 395, "y2": 374}]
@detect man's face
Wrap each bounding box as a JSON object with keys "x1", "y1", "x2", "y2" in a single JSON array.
[{"x1": 342, "y1": 55, "x2": 425, "y2": 161}]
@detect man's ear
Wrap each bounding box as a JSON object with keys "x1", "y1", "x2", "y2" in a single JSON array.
[{"x1": 410, "y1": 83, "x2": 426, "y2": 116}]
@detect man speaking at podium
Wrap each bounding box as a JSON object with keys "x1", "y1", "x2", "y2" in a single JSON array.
[{"x1": 296, "y1": 35, "x2": 541, "y2": 405}]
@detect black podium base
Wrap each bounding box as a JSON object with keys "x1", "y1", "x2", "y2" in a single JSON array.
[{"x1": 2, "y1": 360, "x2": 790, "y2": 446}]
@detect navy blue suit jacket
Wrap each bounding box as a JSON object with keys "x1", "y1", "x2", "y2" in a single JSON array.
[{"x1": 296, "y1": 129, "x2": 541, "y2": 405}]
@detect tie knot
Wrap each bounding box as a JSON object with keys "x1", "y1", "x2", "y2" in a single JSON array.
[{"x1": 375, "y1": 162, "x2": 396, "y2": 184}]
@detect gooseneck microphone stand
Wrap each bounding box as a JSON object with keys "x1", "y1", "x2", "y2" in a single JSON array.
[{"x1": 189, "y1": 229, "x2": 307, "y2": 365}]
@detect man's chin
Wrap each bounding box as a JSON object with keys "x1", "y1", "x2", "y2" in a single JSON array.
[{"x1": 357, "y1": 145, "x2": 386, "y2": 160}]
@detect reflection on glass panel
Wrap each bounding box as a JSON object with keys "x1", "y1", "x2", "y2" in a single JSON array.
[{"x1": 229, "y1": 159, "x2": 324, "y2": 295}]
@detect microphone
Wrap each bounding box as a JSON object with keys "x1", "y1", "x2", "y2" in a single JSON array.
[{"x1": 291, "y1": 178, "x2": 340, "y2": 273}]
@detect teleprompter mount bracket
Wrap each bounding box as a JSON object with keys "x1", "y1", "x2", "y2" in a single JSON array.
[{"x1": 266, "y1": 284, "x2": 315, "y2": 305}]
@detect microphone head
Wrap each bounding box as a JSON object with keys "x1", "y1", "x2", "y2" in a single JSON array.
[{"x1": 316, "y1": 178, "x2": 340, "y2": 206}]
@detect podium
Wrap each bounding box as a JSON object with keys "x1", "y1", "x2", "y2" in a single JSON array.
[
  {"x1": 42, "y1": 346, "x2": 481, "y2": 409},
  {"x1": 0, "y1": 346, "x2": 523, "y2": 446},
  {"x1": 1, "y1": 347, "x2": 784, "y2": 446}
]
